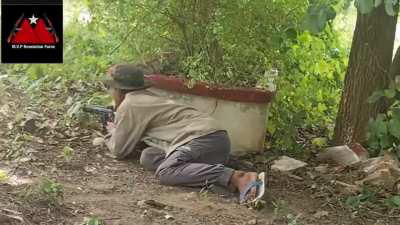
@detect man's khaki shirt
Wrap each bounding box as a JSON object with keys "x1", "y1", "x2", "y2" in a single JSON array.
[{"x1": 105, "y1": 89, "x2": 222, "y2": 159}]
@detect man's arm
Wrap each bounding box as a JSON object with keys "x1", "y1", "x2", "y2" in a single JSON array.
[{"x1": 104, "y1": 107, "x2": 145, "y2": 159}]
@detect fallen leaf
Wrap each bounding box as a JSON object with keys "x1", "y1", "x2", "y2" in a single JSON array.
[
  {"x1": 14, "y1": 112, "x2": 24, "y2": 123},
  {"x1": 271, "y1": 156, "x2": 307, "y2": 172},
  {"x1": 18, "y1": 157, "x2": 31, "y2": 163},
  {"x1": 84, "y1": 166, "x2": 97, "y2": 173},
  {"x1": 313, "y1": 210, "x2": 329, "y2": 218},
  {"x1": 0, "y1": 104, "x2": 10, "y2": 116},
  {"x1": 165, "y1": 214, "x2": 174, "y2": 220},
  {"x1": 92, "y1": 137, "x2": 105, "y2": 146},
  {"x1": 247, "y1": 219, "x2": 257, "y2": 225},
  {"x1": 0, "y1": 170, "x2": 8, "y2": 181}
]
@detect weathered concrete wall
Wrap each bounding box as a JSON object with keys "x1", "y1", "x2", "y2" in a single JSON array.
[{"x1": 148, "y1": 87, "x2": 269, "y2": 155}]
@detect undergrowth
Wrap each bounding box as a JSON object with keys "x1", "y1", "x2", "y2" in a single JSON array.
[
  {"x1": 20, "y1": 178, "x2": 64, "y2": 207},
  {"x1": 2, "y1": 0, "x2": 350, "y2": 155}
]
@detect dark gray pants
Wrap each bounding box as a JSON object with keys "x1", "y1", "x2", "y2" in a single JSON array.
[{"x1": 140, "y1": 131, "x2": 235, "y2": 187}]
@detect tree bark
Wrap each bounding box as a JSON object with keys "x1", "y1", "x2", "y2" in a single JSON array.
[{"x1": 333, "y1": 4, "x2": 398, "y2": 145}]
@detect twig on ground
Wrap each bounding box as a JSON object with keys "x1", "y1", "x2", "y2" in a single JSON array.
[
  {"x1": 0, "y1": 212, "x2": 24, "y2": 222},
  {"x1": 392, "y1": 179, "x2": 400, "y2": 193},
  {"x1": 1, "y1": 208, "x2": 34, "y2": 225},
  {"x1": 286, "y1": 173, "x2": 303, "y2": 181},
  {"x1": 103, "y1": 217, "x2": 122, "y2": 221},
  {"x1": 360, "y1": 206, "x2": 400, "y2": 218},
  {"x1": 0, "y1": 208, "x2": 22, "y2": 215}
]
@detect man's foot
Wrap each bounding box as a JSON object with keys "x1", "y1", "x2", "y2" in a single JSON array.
[{"x1": 229, "y1": 171, "x2": 258, "y2": 202}]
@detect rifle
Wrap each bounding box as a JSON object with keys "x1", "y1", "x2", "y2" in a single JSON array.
[
  {"x1": 43, "y1": 13, "x2": 59, "y2": 43},
  {"x1": 7, "y1": 13, "x2": 24, "y2": 43},
  {"x1": 82, "y1": 105, "x2": 114, "y2": 131}
]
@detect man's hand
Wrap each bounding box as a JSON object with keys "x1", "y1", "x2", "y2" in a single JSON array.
[{"x1": 106, "y1": 122, "x2": 116, "y2": 133}]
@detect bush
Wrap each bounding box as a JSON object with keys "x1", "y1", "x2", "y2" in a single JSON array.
[
  {"x1": 81, "y1": 0, "x2": 309, "y2": 86},
  {"x1": 5, "y1": 0, "x2": 349, "y2": 154},
  {"x1": 367, "y1": 83, "x2": 400, "y2": 158},
  {"x1": 21, "y1": 178, "x2": 64, "y2": 206},
  {"x1": 268, "y1": 28, "x2": 347, "y2": 152}
]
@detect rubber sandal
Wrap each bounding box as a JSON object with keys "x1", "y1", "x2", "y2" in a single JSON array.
[
  {"x1": 251, "y1": 172, "x2": 266, "y2": 203},
  {"x1": 239, "y1": 172, "x2": 266, "y2": 204}
]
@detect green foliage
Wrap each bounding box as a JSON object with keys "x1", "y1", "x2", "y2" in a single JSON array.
[
  {"x1": 367, "y1": 83, "x2": 400, "y2": 158},
  {"x1": 304, "y1": 3, "x2": 337, "y2": 33},
  {"x1": 63, "y1": 146, "x2": 75, "y2": 162},
  {"x1": 345, "y1": 186, "x2": 377, "y2": 209},
  {"x1": 307, "y1": 0, "x2": 398, "y2": 36},
  {"x1": 345, "y1": 186, "x2": 400, "y2": 212},
  {"x1": 82, "y1": 216, "x2": 104, "y2": 225},
  {"x1": 286, "y1": 214, "x2": 301, "y2": 225},
  {"x1": 384, "y1": 0, "x2": 398, "y2": 16},
  {"x1": 5, "y1": 0, "x2": 305, "y2": 87},
  {"x1": 311, "y1": 137, "x2": 328, "y2": 147},
  {"x1": 21, "y1": 178, "x2": 64, "y2": 206},
  {"x1": 4, "y1": 0, "x2": 350, "y2": 155},
  {"x1": 355, "y1": 0, "x2": 375, "y2": 14},
  {"x1": 355, "y1": 0, "x2": 398, "y2": 15},
  {"x1": 386, "y1": 195, "x2": 400, "y2": 208},
  {"x1": 268, "y1": 28, "x2": 347, "y2": 152},
  {"x1": 178, "y1": 0, "x2": 308, "y2": 86}
]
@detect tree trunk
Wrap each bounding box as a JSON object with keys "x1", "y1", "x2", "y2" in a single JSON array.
[{"x1": 333, "y1": 4, "x2": 398, "y2": 145}]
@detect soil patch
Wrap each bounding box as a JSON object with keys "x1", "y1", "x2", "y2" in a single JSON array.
[{"x1": 0, "y1": 85, "x2": 399, "y2": 225}]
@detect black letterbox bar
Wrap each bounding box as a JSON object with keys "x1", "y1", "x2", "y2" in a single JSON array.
[{"x1": 2, "y1": 0, "x2": 62, "y2": 5}]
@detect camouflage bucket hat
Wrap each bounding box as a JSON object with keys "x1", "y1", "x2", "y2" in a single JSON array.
[{"x1": 103, "y1": 64, "x2": 152, "y2": 90}]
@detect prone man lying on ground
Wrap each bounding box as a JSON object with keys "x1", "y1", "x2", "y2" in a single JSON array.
[{"x1": 102, "y1": 64, "x2": 265, "y2": 204}]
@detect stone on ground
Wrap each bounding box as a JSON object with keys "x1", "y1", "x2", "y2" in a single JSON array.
[
  {"x1": 271, "y1": 156, "x2": 307, "y2": 172},
  {"x1": 317, "y1": 145, "x2": 362, "y2": 166},
  {"x1": 357, "y1": 152, "x2": 400, "y2": 190}
]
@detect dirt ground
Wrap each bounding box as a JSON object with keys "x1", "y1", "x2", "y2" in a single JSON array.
[{"x1": 1, "y1": 84, "x2": 399, "y2": 225}]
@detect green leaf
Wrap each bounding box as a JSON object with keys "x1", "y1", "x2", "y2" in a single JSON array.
[
  {"x1": 368, "y1": 136, "x2": 381, "y2": 149},
  {"x1": 367, "y1": 90, "x2": 384, "y2": 103},
  {"x1": 22, "y1": 134, "x2": 33, "y2": 141},
  {"x1": 285, "y1": 28, "x2": 298, "y2": 40},
  {"x1": 395, "y1": 75, "x2": 400, "y2": 91},
  {"x1": 304, "y1": 4, "x2": 337, "y2": 33},
  {"x1": 392, "y1": 107, "x2": 400, "y2": 119},
  {"x1": 0, "y1": 170, "x2": 8, "y2": 182},
  {"x1": 311, "y1": 137, "x2": 328, "y2": 147},
  {"x1": 384, "y1": 88, "x2": 396, "y2": 99},
  {"x1": 390, "y1": 195, "x2": 400, "y2": 207},
  {"x1": 356, "y1": 0, "x2": 375, "y2": 14},
  {"x1": 63, "y1": 146, "x2": 74, "y2": 161},
  {"x1": 84, "y1": 216, "x2": 103, "y2": 225},
  {"x1": 267, "y1": 122, "x2": 276, "y2": 135},
  {"x1": 388, "y1": 119, "x2": 400, "y2": 138},
  {"x1": 380, "y1": 134, "x2": 391, "y2": 148},
  {"x1": 375, "y1": 114, "x2": 388, "y2": 134},
  {"x1": 346, "y1": 196, "x2": 361, "y2": 209},
  {"x1": 375, "y1": 0, "x2": 383, "y2": 7},
  {"x1": 384, "y1": 0, "x2": 396, "y2": 16},
  {"x1": 316, "y1": 61, "x2": 330, "y2": 75},
  {"x1": 368, "y1": 114, "x2": 390, "y2": 150},
  {"x1": 298, "y1": 32, "x2": 311, "y2": 45}
]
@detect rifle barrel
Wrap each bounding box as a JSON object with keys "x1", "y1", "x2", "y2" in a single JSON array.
[{"x1": 82, "y1": 105, "x2": 113, "y2": 114}]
